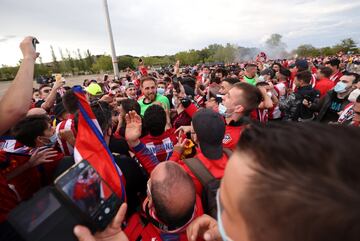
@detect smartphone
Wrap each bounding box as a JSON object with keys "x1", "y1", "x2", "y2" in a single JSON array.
[
  {"x1": 32, "y1": 38, "x2": 39, "y2": 50},
  {"x1": 54, "y1": 160, "x2": 122, "y2": 231}
]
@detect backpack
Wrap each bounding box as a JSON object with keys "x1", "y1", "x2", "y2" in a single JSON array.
[{"x1": 183, "y1": 148, "x2": 232, "y2": 218}]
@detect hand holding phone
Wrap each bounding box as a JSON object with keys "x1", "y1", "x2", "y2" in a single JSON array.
[
  {"x1": 54, "y1": 160, "x2": 122, "y2": 231},
  {"x1": 20, "y1": 36, "x2": 39, "y2": 60}
]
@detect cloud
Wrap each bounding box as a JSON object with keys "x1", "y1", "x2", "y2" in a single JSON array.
[
  {"x1": 0, "y1": 35, "x2": 16, "y2": 43},
  {"x1": 0, "y1": 0, "x2": 359, "y2": 65}
]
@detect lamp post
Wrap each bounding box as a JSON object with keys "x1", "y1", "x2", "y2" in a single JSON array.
[{"x1": 102, "y1": 0, "x2": 120, "y2": 78}]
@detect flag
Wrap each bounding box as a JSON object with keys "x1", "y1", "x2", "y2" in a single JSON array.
[
  {"x1": 72, "y1": 86, "x2": 126, "y2": 202},
  {"x1": 0, "y1": 137, "x2": 32, "y2": 155}
]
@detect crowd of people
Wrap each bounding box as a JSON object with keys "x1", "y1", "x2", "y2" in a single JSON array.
[{"x1": 1, "y1": 37, "x2": 360, "y2": 241}]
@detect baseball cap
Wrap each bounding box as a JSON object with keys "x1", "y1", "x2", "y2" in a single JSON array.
[
  {"x1": 125, "y1": 82, "x2": 135, "y2": 90},
  {"x1": 295, "y1": 59, "x2": 309, "y2": 70},
  {"x1": 85, "y1": 83, "x2": 103, "y2": 96},
  {"x1": 192, "y1": 109, "x2": 225, "y2": 159}
]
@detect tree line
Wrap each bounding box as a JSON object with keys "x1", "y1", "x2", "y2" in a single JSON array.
[{"x1": 0, "y1": 34, "x2": 358, "y2": 81}]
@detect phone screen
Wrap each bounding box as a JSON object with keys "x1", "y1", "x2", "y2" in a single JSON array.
[{"x1": 55, "y1": 161, "x2": 116, "y2": 218}]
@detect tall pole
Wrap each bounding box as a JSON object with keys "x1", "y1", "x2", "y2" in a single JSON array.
[{"x1": 102, "y1": 0, "x2": 120, "y2": 78}]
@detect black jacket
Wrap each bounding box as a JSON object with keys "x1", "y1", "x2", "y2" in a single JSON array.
[
  {"x1": 310, "y1": 90, "x2": 350, "y2": 122},
  {"x1": 279, "y1": 85, "x2": 319, "y2": 121}
]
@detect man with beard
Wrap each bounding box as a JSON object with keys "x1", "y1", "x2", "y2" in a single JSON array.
[
  {"x1": 138, "y1": 77, "x2": 170, "y2": 116},
  {"x1": 305, "y1": 73, "x2": 359, "y2": 123}
]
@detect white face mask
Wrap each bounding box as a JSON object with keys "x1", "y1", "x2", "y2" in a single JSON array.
[
  {"x1": 348, "y1": 88, "x2": 360, "y2": 103},
  {"x1": 172, "y1": 97, "x2": 178, "y2": 107},
  {"x1": 334, "y1": 82, "x2": 348, "y2": 93},
  {"x1": 218, "y1": 103, "x2": 232, "y2": 118},
  {"x1": 216, "y1": 190, "x2": 234, "y2": 241}
]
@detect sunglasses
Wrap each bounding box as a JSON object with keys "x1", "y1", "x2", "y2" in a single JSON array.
[{"x1": 42, "y1": 89, "x2": 52, "y2": 93}]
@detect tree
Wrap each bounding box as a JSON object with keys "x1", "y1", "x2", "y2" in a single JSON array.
[
  {"x1": 58, "y1": 48, "x2": 68, "y2": 73},
  {"x1": 34, "y1": 56, "x2": 51, "y2": 77},
  {"x1": 213, "y1": 43, "x2": 236, "y2": 63},
  {"x1": 84, "y1": 49, "x2": 95, "y2": 72},
  {"x1": 175, "y1": 50, "x2": 200, "y2": 65},
  {"x1": 76, "y1": 49, "x2": 86, "y2": 72},
  {"x1": 118, "y1": 55, "x2": 135, "y2": 70},
  {"x1": 50, "y1": 45, "x2": 61, "y2": 73},
  {"x1": 92, "y1": 55, "x2": 113, "y2": 73},
  {"x1": 198, "y1": 48, "x2": 211, "y2": 63},
  {"x1": 295, "y1": 44, "x2": 320, "y2": 57},
  {"x1": 319, "y1": 47, "x2": 336, "y2": 56},
  {"x1": 333, "y1": 38, "x2": 358, "y2": 54},
  {"x1": 66, "y1": 49, "x2": 75, "y2": 74}
]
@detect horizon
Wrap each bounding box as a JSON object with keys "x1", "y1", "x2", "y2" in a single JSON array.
[{"x1": 1, "y1": 0, "x2": 359, "y2": 66}]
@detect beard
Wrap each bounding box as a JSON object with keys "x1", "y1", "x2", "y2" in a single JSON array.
[{"x1": 146, "y1": 92, "x2": 156, "y2": 101}]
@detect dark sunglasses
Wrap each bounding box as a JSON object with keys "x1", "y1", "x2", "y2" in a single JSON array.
[{"x1": 43, "y1": 89, "x2": 52, "y2": 93}]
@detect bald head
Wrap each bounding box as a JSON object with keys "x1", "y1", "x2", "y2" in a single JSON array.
[
  {"x1": 151, "y1": 161, "x2": 196, "y2": 227},
  {"x1": 27, "y1": 108, "x2": 47, "y2": 117}
]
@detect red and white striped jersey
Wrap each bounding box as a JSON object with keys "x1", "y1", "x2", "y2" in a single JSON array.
[
  {"x1": 55, "y1": 118, "x2": 75, "y2": 156},
  {"x1": 330, "y1": 70, "x2": 343, "y2": 83}
]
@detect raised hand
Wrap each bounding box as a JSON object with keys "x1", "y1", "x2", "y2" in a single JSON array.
[
  {"x1": 125, "y1": 111, "x2": 142, "y2": 146},
  {"x1": 20, "y1": 36, "x2": 39, "y2": 60},
  {"x1": 29, "y1": 148, "x2": 58, "y2": 167},
  {"x1": 175, "y1": 125, "x2": 192, "y2": 135},
  {"x1": 174, "y1": 134, "x2": 187, "y2": 154}
]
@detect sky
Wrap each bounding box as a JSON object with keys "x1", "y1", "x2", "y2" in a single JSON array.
[{"x1": 0, "y1": 0, "x2": 359, "y2": 66}]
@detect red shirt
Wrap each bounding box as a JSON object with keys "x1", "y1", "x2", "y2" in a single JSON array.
[
  {"x1": 222, "y1": 125, "x2": 243, "y2": 150},
  {"x1": 184, "y1": 103, "x2": 244, "y2": 150},
  {"x1": 250, "y1": 109, "x2": 268, "y2": 124},
  {"x1": 314, "y1": 78, "x2": 335, "y2": 98},
  {"x1": 0, "y1": 149, "x2": 63, "y2": 222},
  {"x1": 330, "y1": 70, "x2": 343, "y2": 83},
  {"x1": 0, "y1": 175, "x2": 18, "y2": 222},
  {"x1": 125, "y1": 196, "x2": 204, "y2": 241},
  {"x1": 140, "y1": 128, "x2": 178, "y2": 162},
  {"x1": 171, "y1": 149, "x2": 229, "y2": 195}
]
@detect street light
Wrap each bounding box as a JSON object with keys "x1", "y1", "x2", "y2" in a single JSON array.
[{"x1": 102, "y1": 0, "x2": 120, "y2": 78}]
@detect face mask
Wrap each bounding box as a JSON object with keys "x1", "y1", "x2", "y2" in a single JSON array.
[
  {"x1": 348, "y1": 88, "x2": 360, "y2": 103},
  {"x1": 172, "y1": 97, "x2": 178, "y2": 107},
  {"x1": 157, "y1": 87, "x2": 165, "y2": 95},
  {"x1": 216, "y1": 191, "x2": 234, "y2": 241},
  {"x1": 218, "y1": 103, "x2": 232, "y2": 118},
  {"x1": 334, "y1": 82, "x2": 348, "y2": 93},
  {"x1": 46, "y1": 133, "x2": 58, "y2": 147}
]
